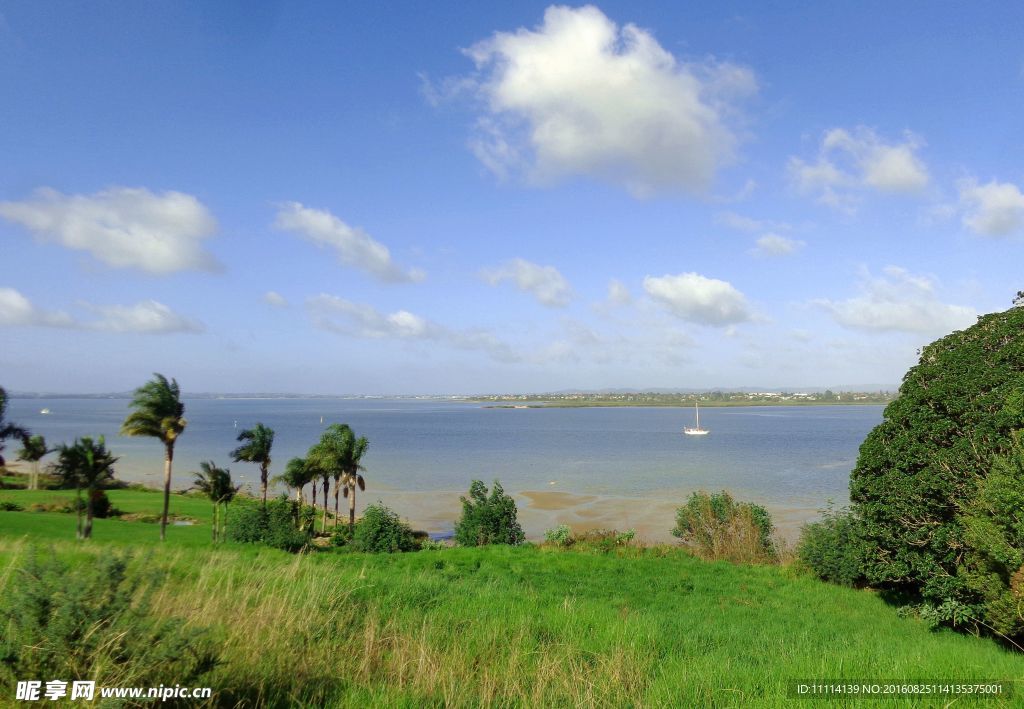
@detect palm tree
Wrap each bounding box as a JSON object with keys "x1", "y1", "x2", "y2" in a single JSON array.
[
  {"x1": 0, "y1": 386, "x2": 29, "y2": 468},
  {"x1": 341, "y1": 435, "x2": 369, "y2": 534},
  {"x1": 275, "y1": 456, "x2": 316, "y2": 529},
  {"x1": 231, "y1": 423, "x2": 274, "y2": 507},
  {"x1": 309, "y1": 424, "x2": 351, "y2": 532},
  {"x1": 191, "y1": 461, "x2": 238, "y2": 543},
  {"x1": 17, "y1": 434, "x2": 49, "y2": 490},
  {"x1": 120, "y1": 374, "x2": 186, "y2": 542},
  {"x1": 53, "y1": 436, "x2": 118, "y2": 539}
]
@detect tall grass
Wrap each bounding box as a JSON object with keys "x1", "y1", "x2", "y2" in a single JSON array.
[{"x1": 1, "y1": 536, "x2": 1021, "y2": 707}]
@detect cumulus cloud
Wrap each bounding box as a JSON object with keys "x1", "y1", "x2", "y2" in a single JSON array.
[
  {"x1": 0, "y1": 287, "x2": 201, "y2": 333},
  {"x1": 481, "y1": 258, "x2": 573, "y2": 307},
  {"x1": 643, "y1": 272, "x2": 753, "y2": 326},
  {"x1": 307, "y1": 294, "x2": 518, "y2": 362},
  {"x1": 715, "y1": 211, "x2": 791, "y2": 233},
  {"x1": 0, "y1": 187, "x2": 219, "y2": 274},
  {"x1": 957, "y1": 177, "x2": 1024, "y2": 236},
  {"x1": 788, "y1": 127, "x2": 929, "y2": 209},
  {"x1": 263, "y1": 291, "x2": 288, "y2": 308},
  {"x1": 459, "y1": 5, "x2": 756, "y2": 196},
  {"x1": 815, "y1": 267, "x2": 976, "y2": 335},
  {"x1": 750, "y1": 233, "x2": 804, "y2": 257},
  {"x1": 83, "y1": 300, "x2": 204, "y2": 333},
  {"x1": 0, "y1": 287, "x2": 73, "y2": 327},
  {"x1": 274, "y1": 202, "x2": 424, "y2": 283}
]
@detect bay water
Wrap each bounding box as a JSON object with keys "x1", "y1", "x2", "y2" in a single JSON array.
[{"x1": 6, "y1": 398, "x2": 883, "y2": 540}]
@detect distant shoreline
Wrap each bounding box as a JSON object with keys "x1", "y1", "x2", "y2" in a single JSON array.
[{"x1": 480, "y1": 401, "x2": 889, "y2": 409}]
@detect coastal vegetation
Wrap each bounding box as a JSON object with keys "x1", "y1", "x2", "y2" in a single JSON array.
[{"x1": 2, "y1": 300, "x2": 1023, "y2": 703}]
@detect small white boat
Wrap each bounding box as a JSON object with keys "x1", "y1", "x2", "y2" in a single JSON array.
[
  {"x1": 39, "y1": 408, "x2": 50, "y2": 415},
  {"x1": 683, "y1": 402, "x2": 709, "y2": 436}
]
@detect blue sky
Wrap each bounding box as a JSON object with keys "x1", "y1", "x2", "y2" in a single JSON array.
[{"x1": 1, "y1": 1, "x2": 1022, "y2": 394}]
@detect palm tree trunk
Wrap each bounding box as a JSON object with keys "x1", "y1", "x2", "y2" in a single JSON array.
[
  {"x1": 160, "y1": 445, "x2": 173, "y2": 542},
  {"x1": 84, "y1": 487, "x2": 94, "y2": 539},
  {"x1": 260, "y1": 462, "x2": 269, "y2": 507},
  {"x1": 322, "y1": 479, "x2": 329, "y2": 532},
  {"x1": 75, "y1": 485, "x2": 83, "y2": 540},
  {"x1": 211, "y1": 502, "x2": 217, "y2": 543},
  {"x1": 333, "y1": 477, "x2": 340, "y2": 530},
  {"x1": 349, "y1": 482, "x2": 356, "y2": 533},
  {"x1": 30, "y1": 460, "x2": 39, "y2": 490}
]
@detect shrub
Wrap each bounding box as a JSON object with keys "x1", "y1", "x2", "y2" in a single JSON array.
[
  {"x1": 671, "y1": 491, "x2": 775, "y2": 563},
  {"x1": 544, "y1": 524, "x2": 572, "y2": 547},
  {"x1": 573, "y1": 528, "x2": 637, "y2": 553},
  {"x1": 351, "y1": 503, "x2": 417, "y2": 553},
  {"x1": 797, "y1": 504, "x2": 869, "y2": 587},
  {"x1": 0, "y1": 548, "x2": 217, "y2": 688},
  {"x1": 455, "y1": 480, "x2": 524, "y2": 547},
  {"x1": 227, "y1": 497, "x2": 310, "y2": 553}
]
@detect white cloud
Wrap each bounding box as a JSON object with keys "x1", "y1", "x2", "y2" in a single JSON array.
[
  {"x1": 789, "y1": 127, "x2": 929, "y2": 209},
  {"x1": 307, "y1": 294, "x2": 518, "y2": 362},
  {"x1": 643, "y1": 272, "x2": 753, "y2": 326},
  {"x1": 263, "y1": 291, "x2": 288, "y2": 308},
  {"x1": 460, "y1": 5, "x2": 756, "y2": 196},
  {"x1": 481, "y1": 258, "x2": 573, "y2": 307},
  {"x1": 750, "y1": 233, "x2": 804, "y2": 257},
  {"x1": 606, "y1": 279, "x2": 632, "y2": 306},
  {"x1": 0, "y1": 287, "x2": 73, "y2": 327},
  {"x1": 957, "y1": 177, "x2": 1024, "y2": 236},
  {"x1": 0, "y1": 287, "x2": 201, "y2": 333},
  {"x1": 274, "y1": 202, "x2": 424, "y2": 283},
  {"x1": 0, "y1": 187, "x2": 219, "y2": 274},
  {"x1": 83, "y1": 300, "x2": 204, "y2": 333},
  {"x1": 815, "y1": 267, "x2": 976, "y2": 335}
]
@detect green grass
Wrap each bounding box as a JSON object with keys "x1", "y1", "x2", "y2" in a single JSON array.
[{"x1": 1, "y1": 488, "x2": 1022, "y2": 707}]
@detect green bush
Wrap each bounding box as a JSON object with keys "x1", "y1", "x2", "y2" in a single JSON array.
[
  {"x1": 0, "y1": 548, "x2": 217, "y2": 688},
  {"x1": 672, "y1": 491, "x2": 775, "y2": 563},
  {"x1": 455, "y1": 480, "x2": 524, "y2": 547},
  {"x1": 544, "y1": 524, "x2": 572, "y2": 547},
  {"x1": 351, "y1": 503, "x2": 416, "y2": 553},
  {"x1": 227, "y1": 497, "x2": 310, "y2": 552},
  {"x1": 849, "y1": 304, "x2": 1024, "y2": 636},
  {"x1": 797, "y1": 505, "x2": 869, "y2": 587},
  {"x1": 0, "y1": 501, "x2": 23, "y2": 511}
]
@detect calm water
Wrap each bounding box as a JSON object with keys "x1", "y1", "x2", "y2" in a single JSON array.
[{"x1": 6, "y1": 399, "x2": 880, "y2": 516}]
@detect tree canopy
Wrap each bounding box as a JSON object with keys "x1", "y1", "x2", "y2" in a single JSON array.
[{"x1": 849, "y1": 305, "x2": 1024, "y2": 634}]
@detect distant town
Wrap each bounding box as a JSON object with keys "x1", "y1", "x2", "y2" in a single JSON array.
[{"x1": 474, "y1": 390, "x2": 896, "y2": 407}]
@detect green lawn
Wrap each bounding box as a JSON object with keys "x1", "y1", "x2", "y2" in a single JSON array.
[{"x1": 1, "y1": 487, "x2": 1022, "y2": 707}]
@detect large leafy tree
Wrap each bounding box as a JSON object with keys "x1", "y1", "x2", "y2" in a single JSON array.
[
  {"x1": 0, "y1": 386, "x2": 29, "y2": 468},
  {"x1": 849, "y1": 304, "x2": 1024, "y2": 631},
  {"x1": 120, "y1": 374, "x2": 187, "y2": 542},
  {"x1": 231, "y1": 423, "x2": 275, "y2": 507},
  {"x1": 191, "y1": 461, "x2": 239, "y2": 543},
  {"x1": 53, "y1": 436, "x2": 118, "y2": 539},
  {"x1": 17, "y1": 434, "x2": 49, "y2": 490}
]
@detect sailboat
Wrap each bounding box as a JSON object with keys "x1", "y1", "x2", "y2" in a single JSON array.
[{"x1": 683, "y1": 402, "x2": 709, "y2": 436}]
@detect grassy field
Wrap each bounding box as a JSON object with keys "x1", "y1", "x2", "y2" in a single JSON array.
[{"x1": 1, "y1": 487, "x2": 1022, "y2": 707}]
